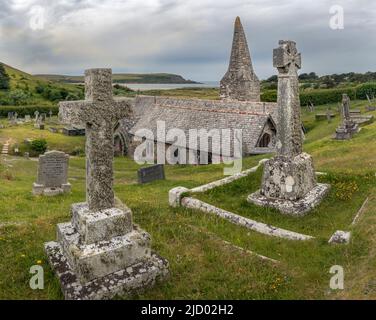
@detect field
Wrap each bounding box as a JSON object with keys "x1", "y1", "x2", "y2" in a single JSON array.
[{"x1": 0, "y1": 99, "x2": 376, "y2": 300}]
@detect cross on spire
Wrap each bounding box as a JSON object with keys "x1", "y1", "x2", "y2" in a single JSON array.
[{"x1": 59, "y1": 69, "x2": 132, "y2": 211}]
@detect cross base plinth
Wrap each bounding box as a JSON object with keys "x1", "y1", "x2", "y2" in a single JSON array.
[
  {"x1": 248, "y1": 153, "x2": 330, "y2": 215},
  {"x1": 45, "y1": 201, "x2": 169, "y2": 299},
  {"x1": 260, "y1": 153, "x2": 317, "y2": 201},
  {"x1": 248, "y1": 183, "x2": 330, "y2": 216},
  {"x1": 335, "y1": 123, "x2": 360, "y2": 140},
  {"x1": 45, "y1": 241, "x2": 169, "y2": 300}
]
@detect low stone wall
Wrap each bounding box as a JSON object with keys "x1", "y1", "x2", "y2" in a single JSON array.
[
  {"x1": 182, "y1": 197, "x2": 313, "y2": 241},
  {"x1": 169, "y1": 159, "x2": 315, "y2": 241}
]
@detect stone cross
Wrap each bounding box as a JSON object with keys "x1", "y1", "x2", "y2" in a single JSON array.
[
  {"x1": 341, "y1": 93, "x2": 351, "y2": 122},
  {"x1": 59, "y1": 69, "x2": 132, "y2": 211},
  {"x1": 273, "y1": 40, "x2": 302, "y2": 157},
  {"x1": 34, "y1": 110, "x2": 39, "y2": 122}
]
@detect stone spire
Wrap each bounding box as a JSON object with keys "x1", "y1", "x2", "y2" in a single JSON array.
[{"x1": 220, "y1": 17, "x2": 260, "y2": 101}]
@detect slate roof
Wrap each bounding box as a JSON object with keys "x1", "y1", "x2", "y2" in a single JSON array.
[{"x1": 127, "y1": 97, "x2": 277, "y2": 156}]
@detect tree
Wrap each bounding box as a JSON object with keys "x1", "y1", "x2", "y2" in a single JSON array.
[{"x1": 0, "y1": 63, "x2": 10, "y2": 90}]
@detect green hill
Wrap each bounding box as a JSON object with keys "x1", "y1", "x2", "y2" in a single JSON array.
[
  {"x1": 0, "y1": 63, "x2": 84, "y2": 108},
  {"x1": 34, "y1": 73, "x2": 200, "y2": 84}
]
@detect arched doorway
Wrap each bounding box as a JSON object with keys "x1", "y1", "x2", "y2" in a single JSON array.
[
  {"x1": 114, "y1": 134, "x2": 125, "y2": 156},
  {"x1": 258, "y1": 133, "x2": 271, "y2": 148}
]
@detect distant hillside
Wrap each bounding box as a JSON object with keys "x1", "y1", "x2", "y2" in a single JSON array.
[
  {"x1": 0, "y1": 63, "x2": 83, "y2": 106},
  {"x1": 262, "y1": 71, "x2": 376, "y2": 90},
  {"x1": 34, "y1": 73, "x2": 200, "y2": 84}
]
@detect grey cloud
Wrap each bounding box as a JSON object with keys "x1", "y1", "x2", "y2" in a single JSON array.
[{"x1": 0, "y1": 0, "x2": 375, "y2": 81}]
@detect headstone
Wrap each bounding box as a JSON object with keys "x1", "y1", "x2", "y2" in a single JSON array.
[
  {"x1": 8, "y1": 112, "x2": 13, "y2": 120},
  {"x1": 335, "y1": 94, "x2": 359, "y2": 140},
  {"x1": 49, "y1": 110, "x2": 53, "y2": 119},
  {"x1": 34, "y1": 110, "x2": 40, "y2": 122},
  {"x1": 62, "y1": 126, "x2": 86, "y2": 136},
  {"x1": 24, "y1": 152, "x2": 30, "y2": 160},
  {"x1": 326, "y1": 108, "x2": 332, "y2": 123},
  {"x1": 32, "y1": 150, "x2": 71, "y2": 196},
  {"x1": 45, "y1": 68, "x2": 168, "y2": 300},
  {"x1": 49, "y1": 127, "x2": 59, "y2": 133},
  {"x1": 138, "y1": 164, "x2": 165, "y2": 184},
  {"x1": 25, "y1": 115, "x2": 31, "y2": 122},
  {"x1": 248, "y1": 40, "x2": 330, "y2": 215},
  {"x1": 220, "y1": 17, "x2": 260, "y2": 101},
  {"x1": 34, "y1": 115, "x2": 45, "y2": 130}
]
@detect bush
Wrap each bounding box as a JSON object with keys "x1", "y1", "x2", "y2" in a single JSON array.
[
  {"x1": 8, "y1": 89, "x2": 31, "y2": 105},
  {"x1": 31, "y1": 139, "x2": 47, "y2": 154},
  {"x1": 0, "y1": 64, "x2": 10, "y2": 90},
  {"x1": 261, "y1": 82, "x2": 376, "y2": 106}
]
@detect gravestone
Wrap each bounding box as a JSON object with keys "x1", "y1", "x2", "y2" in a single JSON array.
[
  {"x1": 33, "y1": 150, "x2": 71, "y2": 196},
  {"x1": 25, "y1": 115, "x2": 31, "y2": 122},
  {"x1": 335, "y1": 94, "x2": 359, "y2": 140},
  {"x1": 366, "y1": 94, "x2": 376, "y2": 111},
  {"x1": 49, "y1": 127, "x2": 59, "y2": 133},
  {"x1": 34, "y1": 110, "x2": 39, "y2": 122},
  {"x1": 138, "y1": 164, "x2": 165, "y2": 184},
  {"x1": 45, "y1": 68, "x2": 168, "y2": 300},
  {"x1": 49, "y1": 110, "x2": 53, "y2": 119},
  {"x1": 248, "y1": 40, "x2": 330, "y2": 215},
  {"x1": 34, "y1": 115, "x2": 45, "y2": 130},
  {"x1": 62, "y1": 126, "x2": 86, "y2": 136}
]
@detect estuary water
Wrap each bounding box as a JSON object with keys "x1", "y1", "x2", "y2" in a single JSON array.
[{"x1": 121, "y1": 81, "x2": 219, "y2": 91}]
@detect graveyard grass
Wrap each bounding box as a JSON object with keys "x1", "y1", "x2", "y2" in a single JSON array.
[{"x1": 1, "y1": 100, "x2": 376, "y2": 299}]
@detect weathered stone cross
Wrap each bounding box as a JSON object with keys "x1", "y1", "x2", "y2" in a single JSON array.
[
  {"x1": 273, "y1": 40, "x2": 302, "y2": 157},
  {"x1": 59, "y1": 69, "x2": 132, "y2": 211},
  {"x1": 341, "y1": 93, "x2": 351, "y2": 122}
]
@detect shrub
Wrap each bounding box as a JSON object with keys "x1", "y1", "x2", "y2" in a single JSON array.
[
  {"x1": 0, "y1": 64, "x2": 10, "y2": 90},
  {"x1": 8, "y1": 89, "x2": 31, "y2": 105},
  {"x1": 31, "y1": 139, "x2": 47, "y2": 154}
]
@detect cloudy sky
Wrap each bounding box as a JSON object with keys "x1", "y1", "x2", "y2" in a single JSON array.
[{"x1": 0, "y1": 0, "x2": 375, "y2": 81}]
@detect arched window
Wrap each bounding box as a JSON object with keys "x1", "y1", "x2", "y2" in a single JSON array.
[{"x1": 258, "y1": 133, "x2": 271, "y2": 148}]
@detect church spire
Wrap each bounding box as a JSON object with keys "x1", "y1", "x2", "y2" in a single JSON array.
[{"x1": 220, "y1": 17, "x2": 260, "y2": 101}]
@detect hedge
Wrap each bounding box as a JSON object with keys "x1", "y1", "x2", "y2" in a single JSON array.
[
  {"x1": 0, "y1": 105, "x2": 58, "y2": 118},
  {"x1": 261, "y1": 82, "x2": 376, "y2": 106}
]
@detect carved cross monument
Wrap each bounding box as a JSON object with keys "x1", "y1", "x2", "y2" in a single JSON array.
[
  {"x1": 335, "y1": 93, "x2": 359, "y2": 140},
  {"x1": 273, "y1": 40, "x2": 302, "y2": 157},
  {"x1": 59, "y1": 69, "x2": 131, "y2": 211},
  {"x1": 248, "y1": 41, "x2": 330, "y2": 216},
  {"x1": 46, "y1": 68, "x2": 168, "y2": 300}
]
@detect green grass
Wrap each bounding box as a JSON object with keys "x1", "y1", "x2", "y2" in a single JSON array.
[
  {"x1": 0, "y1": 117, "x2": 85, "y2": 156},
  {"x1": 0, "y1": 100, "x2": 376, "y2": 300}
]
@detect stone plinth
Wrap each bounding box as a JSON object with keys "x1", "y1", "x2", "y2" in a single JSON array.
[
  {"x1": 45, "y1": 201, "x2": 169, "y2": 299},
  {"x1": 335, "y1": 122, "x2": 360, "y2": 140},
  {"x1": 248, "y1": 183, "x2": 330, "y2": 216},
  {"x1": 45, "y1": 242, "x2": 168, "y2": 300},
  {"x1": 260, "y1": 153, "x2": 317, "y2": 201}
]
